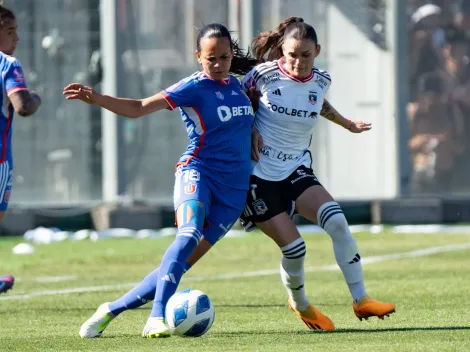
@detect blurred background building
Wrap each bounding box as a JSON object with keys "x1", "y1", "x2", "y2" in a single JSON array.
[{"x1": 2, "y1": 0, "x2": 469, "y2": 229}]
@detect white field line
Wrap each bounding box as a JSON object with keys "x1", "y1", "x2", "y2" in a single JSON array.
[
  {"x1": 16, "y1": 276, "x2": 78, "y2": 283},
  {"x1": 2, "y1": 242, "x2": 470, "y2": 301}
]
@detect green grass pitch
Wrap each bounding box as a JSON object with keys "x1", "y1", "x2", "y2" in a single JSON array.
[{"x1": 1, "y1": 230, "x2": 469, "y2": 351}]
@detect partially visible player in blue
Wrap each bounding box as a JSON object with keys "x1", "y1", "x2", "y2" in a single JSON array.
[
  {"x1": 64, "y1": 23, "x2": 257, "y2": 338},
  {"x1": 0, "y1": 274, "x2": 14, "y2": 294},
  {"x1": 0, "y1": 5, "x2": 42, "y2": 294}
]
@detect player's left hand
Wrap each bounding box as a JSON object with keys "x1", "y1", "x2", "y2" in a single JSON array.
[
  {"x1": 251, "y1": 127, "x2": 263, "y2": 162},
  {"x1": 247, "y1": 87, "x2": 261, "y2": 112},
  {"x1": 348, "y1": 121, "x2": 372, "y2": 133}
]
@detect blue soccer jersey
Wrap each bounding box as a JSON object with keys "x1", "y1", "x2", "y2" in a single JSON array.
[
  {"x1": 0, "y1": 52, "x2": 28, "y2": 164},
  {"x1": 160, "y1": 72, "x2": 254, "y2": 190}
]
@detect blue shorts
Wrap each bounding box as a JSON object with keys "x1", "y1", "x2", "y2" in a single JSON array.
[
  {"x1": 173, "y1": 162, "x2": 247, "y2": 245},
  {"x1": 0, "y1": 160, "x2": 13, "y2": 211}
]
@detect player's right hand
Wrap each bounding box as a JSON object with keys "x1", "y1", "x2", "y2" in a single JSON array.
[{"x1": 63, "y1": 83, "x2": 100, "y2": 105}]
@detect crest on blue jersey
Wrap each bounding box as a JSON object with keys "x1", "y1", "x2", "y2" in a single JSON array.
[
  {"x1": 215, "y1": 91, "x2": 224, "y2": 100},
  {"x1": 13, "y1": 68, "x2": 25, "y2": 83},
  {"x1": 308, "y1": 91, "x2": 317, "y2": 105},
  {"x1": 252, "y1": 199, "x2": 268, "y2": 215}
]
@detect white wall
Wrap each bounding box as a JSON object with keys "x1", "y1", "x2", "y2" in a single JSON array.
[{"x1": 312, "y1": 4, "x2": 398, "y2": 200}]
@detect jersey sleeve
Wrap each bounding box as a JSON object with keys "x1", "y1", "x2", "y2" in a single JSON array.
[
  {"x1": 240, "y1": 67, "x2": 258, "y2": 93},
  {"x1": 159, "y1": 76, "x2": 198, "y2": 111},
  {"x1": 5, "y1": 59, "x2": 28, "y2": 96}
]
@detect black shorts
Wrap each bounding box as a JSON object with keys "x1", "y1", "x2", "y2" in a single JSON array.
[{"x1": 239, "y1": 165, "x2": 322, "y2": 231}]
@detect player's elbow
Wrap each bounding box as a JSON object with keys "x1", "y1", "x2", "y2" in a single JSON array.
[
  {"x1": 10, "y1": 91, "x2": 41, "y2": 117},
  {"x1": 15, "y1": 108, "x2": 29, "y2": 116},
  {"x1": 16, "y1": 105, "x2": 37, "y2": 117}
]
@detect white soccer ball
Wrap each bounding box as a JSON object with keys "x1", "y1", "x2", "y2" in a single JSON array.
[{"x1": 165, "y1": 288, "x2": 215, "y2": 337}]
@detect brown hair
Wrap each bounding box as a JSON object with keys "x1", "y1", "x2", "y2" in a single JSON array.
[
  {"x1": 251, "y1": 17, "x2": 318, "y2": 63},
  {"x1": 0, "y1": 5, "x2": 15, "y2": 27}
]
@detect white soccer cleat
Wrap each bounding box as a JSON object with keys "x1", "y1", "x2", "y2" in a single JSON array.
[
  {"x1": 79, "y1": 302, "x2": 115, "y2": 338},
  {"x1": 142, "y1": 317, "x2": 171, "y2": 338}
]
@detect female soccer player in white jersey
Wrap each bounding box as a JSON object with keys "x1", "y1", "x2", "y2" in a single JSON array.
[
  {"x1": 238, "y1": 17, "x2": 395, "y2": 330},
  {"x1": 65, "y1": 23, "x2": 258, "y2": 338},
  {"x1": 0, "y1": 5, "x2": 42, "y2": 294}
]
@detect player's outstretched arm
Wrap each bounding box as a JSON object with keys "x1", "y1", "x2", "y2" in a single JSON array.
[
  {"x1": 63, "y1": 83, "x2": 170, "y2": 118},
  {"x1": 320, "y1": 99, "x2": 372, "y2": 133},
  {"x1": 9, "y1": 90, "x2": 41, "y2": 117}
]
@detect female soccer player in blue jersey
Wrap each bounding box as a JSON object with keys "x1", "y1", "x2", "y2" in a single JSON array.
[
  {"x1": 0, "y1": 5, "x2": 42, "y2": 294},
  {"x1": 64, "y1": 23, "x2": 257, "y2": 338}
]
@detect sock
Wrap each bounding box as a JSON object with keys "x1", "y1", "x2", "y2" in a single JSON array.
[
  {"x1": 280, "y1": 237, "x2": 309, "y2": 312},
  {"x1": 150, "y1": 225, "x2": 201, "y2": 318},
  {"x1": 318, "y1": 201, "x2": 367, "y2": 303},
  {"x1": 108, "y1": 262, "x2": 193, "y2": 316},
  {"x1": 108, "y1": 267, "x2": 160, "y2": 316}
]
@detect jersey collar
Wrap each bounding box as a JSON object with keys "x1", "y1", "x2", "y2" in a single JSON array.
[
  {"x1": 276, "y1": 59, "x2": 314, "y2": 83},
  {"x1": 202, "y1": 72, "x2": 231, "y2": 85}
]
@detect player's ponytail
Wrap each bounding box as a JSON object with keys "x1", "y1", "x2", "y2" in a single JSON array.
[
  {"x1": 251, "y1": 17, "x2": 304, "y2": 62},
  {"x1": 251, "y1": 17, "x2": 318, "y2": 62},
  {"x1": 0, "y1": 4, "x2": 15, "y2": 27}
]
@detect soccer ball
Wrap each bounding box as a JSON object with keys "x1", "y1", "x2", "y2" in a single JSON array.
[{"x1": 165, "y1": 288, "x2": 215, "y2": 337}]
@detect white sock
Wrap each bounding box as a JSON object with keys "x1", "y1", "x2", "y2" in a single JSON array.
[
  {"x1": 318, "y1": 201, "x2": 367, "y2": 303},
  {"x1": 280, "y1": 237, "x2": 309, "y2": 312}
]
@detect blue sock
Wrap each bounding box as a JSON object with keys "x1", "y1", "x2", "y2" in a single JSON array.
[
  {"x1": 107, "y1": 261, "x2": 193, "y2": 316},
  {"x1": 108, "y1": 267, "x2": 160, "y2": 316},
  {"x1": 150, "y1": 225, "x2": 201, "y2": 318}
]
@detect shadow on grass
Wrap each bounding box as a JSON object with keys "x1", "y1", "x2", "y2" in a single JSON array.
[
  {"x1": 212, "y1": 326, "x2": 470, "y2": 336},
  {"x1": 93, "y1": 326, "x2": 470, "y2": 339},
  {"x1": 215, "y1": 303, "x2": 347, "y2": 308}
]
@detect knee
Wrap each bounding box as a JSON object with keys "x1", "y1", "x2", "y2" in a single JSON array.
[
  {"x1": 317, "y1": 202, "x2": 351, "y2": 240},
  {"x1": 325, "y1": 212, "x2": 349, "y2": 235}
]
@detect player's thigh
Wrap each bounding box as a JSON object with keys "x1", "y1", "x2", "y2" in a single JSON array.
[
  {"x1": 256, "y1": 212, "x2": 301, "y2": 248},
  {"x1": 295, "y1": 185, "x2": 335, "y2": 224},
  {"x1": 202, "y1": 184, "x2": 247, "y2": 246},
  {"x1": 174, "y1": 166, "x2": 210, "y2": 229},
  {"x1": 282, "y1": 165, "x2": 333, "y2": 224}
]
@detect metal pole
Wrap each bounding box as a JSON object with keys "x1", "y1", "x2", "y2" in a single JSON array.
[
  {"x1": 271, "y1": 0, "x2": 281, "y2": 30},
  {"x1": 100, "y1": 0, "x2": 125, "y2": 203},
  {"x1": 185, "y1": 0, "x2": 195, "y2": 67},
  {"x1": 393, "y1": 0, "x2": 411, "y2": 196},
  {"x1": 240, "y1": 0, "x2": 254, "y2": 51},
  {"x1": 228, "y1": 0, "x2": 240, "y2": 42}
]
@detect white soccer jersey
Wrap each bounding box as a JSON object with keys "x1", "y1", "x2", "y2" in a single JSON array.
[{"x1": 241, "y1": 59, "x2": 332, "y2": 181}]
